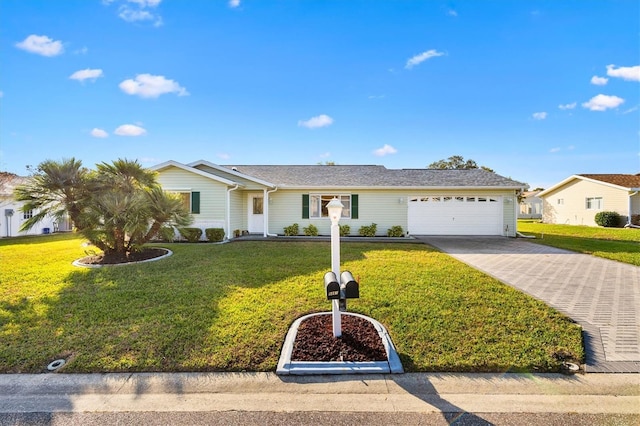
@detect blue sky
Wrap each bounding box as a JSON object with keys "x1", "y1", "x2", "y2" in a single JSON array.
[{"x1": 1, "y1": 0, "x2": 638, "y2": 190}]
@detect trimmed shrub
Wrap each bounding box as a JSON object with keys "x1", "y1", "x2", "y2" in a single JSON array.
[
  {"x1": 284, "y1": 223, "x2": 299, "y2": 236},
  {"x1": 358, "y1": 223, "x2": 377, "y2": 237},
  {"x1": 179, "y1": 227, "x2": 203, "y2": 242},
  {"x1": 303, "y1": 224, "x2": 319, "y2": 236},
  {"x1": 631, "y1": 214, "x2": 640, "y2": 226},
  {"x1": 387, "y1": 225, "x2": 404, "y2": 237},
  {"x1": 339, "y1": 224, "x2": 351, "y2": 237},
  {"x1": 205, "y1": 228, "x2": 225, "y2": 242},
  {"x1": 594, "y1": 211, "x2": 621, "y2": 228}
]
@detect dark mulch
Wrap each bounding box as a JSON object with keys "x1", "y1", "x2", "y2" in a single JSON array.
[
  {"x1": 291, "y1": 314, "x2": 387, "y2": 362},
  {"x1": 78, "y1": 248, "x2": 168, "y2": 265}
]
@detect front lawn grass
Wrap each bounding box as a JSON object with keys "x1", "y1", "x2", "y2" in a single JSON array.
[
  {"x1": 518, "y1": 221, "x2": 640, "y2": 266},
  {"x1": 0, "y1": 233, "x2": 583, "y2": 373}
]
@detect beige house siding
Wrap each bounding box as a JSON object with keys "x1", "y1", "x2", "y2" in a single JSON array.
[
  {"x1": 266, "y1": 189, "x2": 407, "y2": 236},
  {"x1": 541, "y1": 179, "x2": 630, "y2": 226},
  {"x1": 156, "y1": 166, "x2": 228, "y2": 233}
]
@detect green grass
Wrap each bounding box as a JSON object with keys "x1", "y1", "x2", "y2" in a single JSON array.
[
  {"x1": 0, "y1": 233, "x2": 583, "y2": 373},
  {"x1": 518, "y1": 220, "x2": 640, "y2": 266}
]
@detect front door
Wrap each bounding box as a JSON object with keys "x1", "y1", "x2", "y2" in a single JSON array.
[{"x1": 248, "y1": 194, "x2": 264, "y2": 234}]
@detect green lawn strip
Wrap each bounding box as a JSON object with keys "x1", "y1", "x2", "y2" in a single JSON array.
[
  {"x1": 518, "y1": 221, "x2": 640, "y2": 266},
  {"x1": 1, "y1": 233, "x2": 582, "y2": 373}
]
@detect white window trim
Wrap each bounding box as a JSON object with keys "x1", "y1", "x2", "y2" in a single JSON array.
[{"x1": 309, "y1": 194, "x2": 352, "y2": 219}]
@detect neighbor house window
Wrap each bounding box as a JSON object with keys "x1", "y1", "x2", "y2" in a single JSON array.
[
  {"x1": 585, "y1": 197, "x2": 602, "y2": 210},
  {"x1": 303, "y1": 194, "x2": 356, "y2": 219},
  {"x1": 173, "y1": 191, "x2": 200, "y2": 214},
  {"x1": 557, "y1": 198, "x2": 564, "y2": 205},
  {"x1": 23, "y1": 210, "x2": 33, "y2": 219}
]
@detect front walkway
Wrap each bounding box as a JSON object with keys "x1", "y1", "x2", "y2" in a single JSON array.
[{"x1": 418, "y1": 236, "x2": 640, "y2": 373}]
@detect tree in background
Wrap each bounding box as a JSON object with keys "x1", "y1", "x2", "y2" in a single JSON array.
[
  {"x1": 427, "y1": 155, "x2": 495, "y2": 173},
  {"x1": 15, "y1": 158, "x2": 192, "y2": 262}
]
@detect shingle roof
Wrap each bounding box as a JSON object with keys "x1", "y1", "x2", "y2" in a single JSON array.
[
  {"x1": 222, "y1": 165, "x2": 525, "y2": 188},
  {"x1": 579, "y1": 174, "x2": 640, "y2": 189}
]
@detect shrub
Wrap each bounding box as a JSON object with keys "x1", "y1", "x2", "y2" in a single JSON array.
[
  {"x1": 631, "y1": 215, "x2": 640, "y2": 226},
  {"x1": 205, "y1": 228, "x2": 225, "y2": 242},
  {"x1": 594, "y1": 211, "x2": 621, "y2": 228},
  {"x1": 358, "y1": 223, "x2": 377, "y2": 237},
  {"x1": 284, "y1": 223, "x2": 299, "y2": 236},
  {"x1": 387, "y1": 225, "x2": 404, "y2": 237},
  {"x1": 179, "y1": 227, "x2": 203, "y2": 242},
  {"x1": 157, "y1": 226, "x2": 177, "y2": 242},
  {"x1": 303, "y1": 224, "x2": 319, "y2": 236},
  {"x1": 339, "y1": 224, "x2": 351, "y2": 237}
]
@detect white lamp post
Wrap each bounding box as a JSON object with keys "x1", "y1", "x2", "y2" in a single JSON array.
[{"x1": 326, "y1": 197, "x2": 344, "y2": 338}]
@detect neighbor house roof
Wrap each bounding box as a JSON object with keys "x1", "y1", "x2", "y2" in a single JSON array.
[
  {"x1": 220, "y1": 165, "x2": 526, "y2": 189},
  {"x1": 0, "y1": 173, "x2": 27, "y2": 198},
  {"x1": 538, "y1": 173, "x2": 640, "y2": 197}
]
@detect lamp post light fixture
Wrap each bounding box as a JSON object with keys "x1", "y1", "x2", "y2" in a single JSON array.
[{"x1": 326, "y1": 197, "x2": 344, "y2": 337}]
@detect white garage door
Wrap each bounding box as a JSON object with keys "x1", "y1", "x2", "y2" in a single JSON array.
[{"x1": 408, "y1": 195, "x2": 502, "y2": 235}]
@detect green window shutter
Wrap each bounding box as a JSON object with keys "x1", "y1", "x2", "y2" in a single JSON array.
[
  {"x1": 351, "y1": 194, "x2": 358, "y2": 219},
  {"x1": 191, "y1": 191, "x2": 200, "y2": 214},
  {"x1": 302, "y1": 194, "x2": 309, "y2": 219}
]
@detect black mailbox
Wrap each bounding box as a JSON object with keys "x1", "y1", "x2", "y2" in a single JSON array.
[
  {"x1": 324, "y1": 271, "x2": 340, "y2": 300},
  {"x1": 340, "y1": 271, "x2": 359, "y2": 299}
]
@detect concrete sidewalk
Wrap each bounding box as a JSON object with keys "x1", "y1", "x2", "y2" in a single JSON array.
[
  {"x1": 418, "y1": 236, "x2": 640, "y2": 373},
  {"x1": 0, "y1": 372, "x2": 638, "y2": 417}
]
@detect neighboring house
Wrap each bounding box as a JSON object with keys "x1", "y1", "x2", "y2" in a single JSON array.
[
  {"x1": 151, "y1": 161, "x2": 526, "y2": 239},
  {"x1": 518, "y1": 190, "x2": 542, "y2": 219},
  {"x1": 0, "y1": 173, "x2": 71, "y2": 237},
  {"x1": 537, "y1": 174, "x2": 640, "y2": 227}
]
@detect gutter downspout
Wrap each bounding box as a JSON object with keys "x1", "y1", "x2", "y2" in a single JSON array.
[
  {"x1": 627, "y1": 191, "x2": 638, "y2": 227},
  {"x1": 265, "y1": 186, "x2": 278, "y2": 237},
  {"x1": 226, "y1": 184, "x2": 239, "y2": 240}
]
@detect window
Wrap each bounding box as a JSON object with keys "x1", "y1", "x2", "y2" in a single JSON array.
[
  {"x1": 586, "y1": 197, "x2": 602, "y2": 210},
  {"x1": 173, "y1": 191, "x2": 200, "y2": 214},
  {"x1": 23, "y1": 210, "x2": 33, "y2": 219},
  {"x1": 253, "y1": 197, "x2": 263, "y2": 215},
  {"x1": 309, "y1": 194, "x2": 352, "y2": 218},
  {"x1": 557, "y1": 198, "x2": 564, "y2": 205}
]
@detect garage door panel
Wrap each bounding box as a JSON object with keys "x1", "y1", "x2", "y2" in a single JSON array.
[{"x1": 408, "y1": 196, "x2": 501, "y2": 235}]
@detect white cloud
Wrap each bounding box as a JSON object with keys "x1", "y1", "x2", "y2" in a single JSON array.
[
  {"x1": 217, "y1": 153, "x2": 231, "y2": 160},
  {"x1": 582, "y1": 94, "x2": 625, "y2": 111},
  {"x1": 558, "y1": 102, "x2": 576, "y2": 110},
  {"x1": 373, "y1": 144, "x2": 397, "y2": 156},
  {"x1": 108, "y1": 0, "x2": 163, "y2": 26},
  {"x1": 622, "y1": 105, "x2": 639, "y2": 114},
  {"x1": 590, "y1": 75, "x2": 608, "y2": 85},
  {"x1": 15, "y1": 34, "x2": 64, "y2": 57},
  {"x1": 69, "y1": 68, "x2": 104, "y2": 82},
  {"x1": 0, "y1": 91, "x2": 3, "y2": 98},
  {"x1": 114, "y1": 124, "x2": 147, "y2": 136},
  {"x1": 446, "y1": 9, "x2": 458, "y2": 17},
  {"x1": 91, "y1": 128, "x2": 109, "y2": 138},
  {"x1": 298, "y1": 114, "x2": 334, "y2": 129},
  {"x1": 405, "y1": 49, "x2": 444, "y2": 69},
  {"x1": 229, "y1": 0, "x2": 241, "y2": 8},
  {"x1": 606, "y1": 64, "x2": 640, "y2": 82},
  {"x1": 549, "y1": 147, "x2": 561, "y2": 153},
  {"x1": 119, "y1": 74, "x2": 189, "y2": 98},
  {"x1": 532, "y1": 112, "x2": 547, "y2": 120}
]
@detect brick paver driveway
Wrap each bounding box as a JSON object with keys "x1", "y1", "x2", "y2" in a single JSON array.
[{"x1": 418, "y1": 236, "x2": 640, "y2": 373}]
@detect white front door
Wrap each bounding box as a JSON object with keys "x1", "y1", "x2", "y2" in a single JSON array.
[{"x1": 248, "y1": 194, "x2": 264, "y2": 234}]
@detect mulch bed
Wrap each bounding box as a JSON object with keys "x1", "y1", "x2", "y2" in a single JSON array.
[
  {"x1": 291, "y1": 314, "x2": 387, "y2": 362},
  {"x1": 78, "y1": 248, "x2": 168, "y2": 265}
]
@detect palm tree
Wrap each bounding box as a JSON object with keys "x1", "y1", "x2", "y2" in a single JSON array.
[
  {"x1": 14, "y1": 158, "x2": 90, "y2": 231},
  {"x1": 15, "y1": 158, "x2": 193, "y2": 263}
]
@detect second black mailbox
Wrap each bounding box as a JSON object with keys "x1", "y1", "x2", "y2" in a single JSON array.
[{"x1": 340, "y1": 271, "x2": 360, "y2": 299}]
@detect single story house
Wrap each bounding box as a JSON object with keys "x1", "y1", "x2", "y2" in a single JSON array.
[
  {"x1": 0, "y1": 172, "x2": 71, "y2": 237},
  {"x1": 518, "y1": 190, "x2": 542, "y2": 220},
  {"x1": 152, "y1": 160, "x2": 526, "y2": 239},
  {"x1": 537, "y1": 174, "x2": 640, "y2": 227}
]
